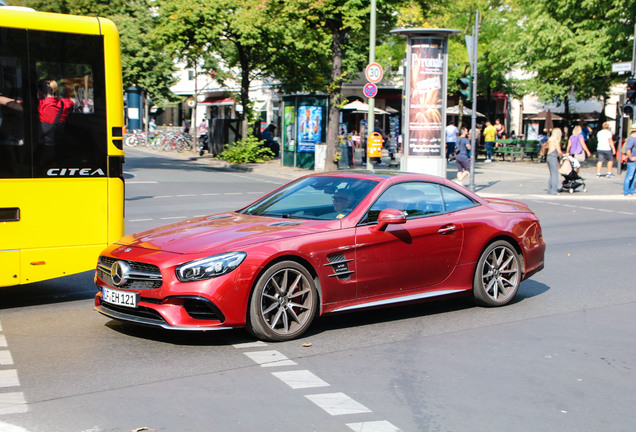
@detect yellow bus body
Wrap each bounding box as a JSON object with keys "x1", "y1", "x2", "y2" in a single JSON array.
[{"x1": 0, "y1": 9, "x2": 125, "y2": 286}]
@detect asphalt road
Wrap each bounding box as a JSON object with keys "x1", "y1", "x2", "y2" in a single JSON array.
[{"x1": 1, "y1": 149, "x2": 636, "y2": 432}]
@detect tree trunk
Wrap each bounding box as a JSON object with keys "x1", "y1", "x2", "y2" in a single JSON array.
[
  {"x1": 237, "y1": 43, "x2": 251, "y2": 140},
  {"x1": 324, "y1": 22, "x2": 346, "y2": 171}
]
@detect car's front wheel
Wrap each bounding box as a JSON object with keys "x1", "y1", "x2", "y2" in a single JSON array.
[
  {"x1": 473, "y1": 240, "x2": 521, "y2": 306},
  {"x1": 247, "y1": 261, "x2": 317, "y2": 341}
]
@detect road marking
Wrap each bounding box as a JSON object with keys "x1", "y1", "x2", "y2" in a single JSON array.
[
  {"x1": 0, "y1": 351, "x2": 14, "y2": 366},
  {"x1": 347, "y1": 421, "x2": 404, "y2": 432},
  {"x1": 243, "y1": 350, "x2": 297, "y2": 367},
  {"x1": 0, "y1": 370, "x2": 20, "y2": 388},
  {"x1": 0, "y1": 393, "x2": 28, "y2": 415},
  {"x1": 232, "y1": 341, "x2": 268, "y2": 349},
  {"x1": 305, "y1": 392, "x2": 372, "y2": 415},
  {"x1": 272, "y1": 370, "x2": 330, "y2": 389},
  {"x1": 0, "y1": 335, "x2": 5, "y2": 347}
]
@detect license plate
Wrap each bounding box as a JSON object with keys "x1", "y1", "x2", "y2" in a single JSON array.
[{"x1": 103, "y1": 287, "x2": 138, "y2": 308}]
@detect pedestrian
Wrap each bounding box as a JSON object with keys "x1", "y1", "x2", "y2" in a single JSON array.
[
  {"x1": 453, "y1": 126, "x2": 471, "y2": 186},
  {"x1": 483, "y1": 120, "x2": 497, "y2": 162},
  {"x1": 623, "y1": 124, "x2": 636, "y2": 197},
  {"x1": 565, "y1": 125, "x2": 591, "y2": 165},
  {"x1": 148, "y1": 118, "x2": 157, "y2": 136},
  {"x1": 595, "y1": 122, "x2": 616, "y2": 178},
  {"x1": 546, "y1": 127, "x2": 563, "y2": 195},
  {"x1": 445, "y1": 121, "x2": 459, "y2": 161},
  {"x1": 494, "y1": 118, "x2": 505, "y2": 139}
]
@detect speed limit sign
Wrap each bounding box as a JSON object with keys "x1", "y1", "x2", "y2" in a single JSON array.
[{"x1": 365, "y1": 62, "x2": 383, "y2": 83}]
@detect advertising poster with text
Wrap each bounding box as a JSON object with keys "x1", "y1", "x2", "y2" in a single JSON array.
[
  {"x1": 408, "y1": 38, "x2": 443, "y2": 156},
  {"x1": 298, "y1": 106, "x2": 322, "y2": 152}
]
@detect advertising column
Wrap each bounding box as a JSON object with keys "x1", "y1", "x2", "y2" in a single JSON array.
[{"x1": 393, "y1": 29, "x2": 459, "y2": 176}]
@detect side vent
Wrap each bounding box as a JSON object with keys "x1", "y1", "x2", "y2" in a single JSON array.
[{"x1": 325, "y1": 253, "x2": 354, "y2": 280}]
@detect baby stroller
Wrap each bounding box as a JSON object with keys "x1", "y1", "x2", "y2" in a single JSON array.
[{"x1": 559, "y1": 156, "x2": 587, "y2": 194}]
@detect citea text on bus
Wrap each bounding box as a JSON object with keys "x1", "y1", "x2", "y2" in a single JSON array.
[{"x1": 46, "y1": 168, "x2": 106, "y2": 176}]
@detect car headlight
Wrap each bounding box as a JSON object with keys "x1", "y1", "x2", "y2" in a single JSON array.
[{"x1": 176, "y1": 252, "x2": 246, "y2": 282}]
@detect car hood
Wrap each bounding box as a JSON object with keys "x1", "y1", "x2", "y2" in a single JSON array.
[
  {"x1": 484, "y1": 198, "x2": 532, "y2": 213},
  {"x1": 115, "y1": 213, "x2": 336, "y2": 254}
]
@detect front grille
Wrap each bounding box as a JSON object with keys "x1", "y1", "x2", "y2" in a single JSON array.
[{"x1": 98, "y1": 256, "x2": 163, "y2": 289}]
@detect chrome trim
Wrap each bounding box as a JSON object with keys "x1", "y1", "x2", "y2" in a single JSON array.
[{"x1": 331, "y1": 289, "x2": 465, "y2": 313}]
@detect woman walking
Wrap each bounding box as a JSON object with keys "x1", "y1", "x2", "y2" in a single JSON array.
[
  {"x1": 566, "y1": 125, "x2": 591, "y2": 166},
  {"x1": 546, "y1": 128, "x2": 563, "y2": 195}
]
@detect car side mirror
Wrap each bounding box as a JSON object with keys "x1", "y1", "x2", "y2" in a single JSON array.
[{"x1": 374, "y1": 208, "x2": 406, "y2": 231}]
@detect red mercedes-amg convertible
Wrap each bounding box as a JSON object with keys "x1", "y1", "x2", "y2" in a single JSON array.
[{"x1": 94, "y1": 172, "x2": 545, "y2": 341}]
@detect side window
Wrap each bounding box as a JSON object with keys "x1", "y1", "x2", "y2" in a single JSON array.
[
  {"x1": 441, "y1": 185, "x2": 477, "y2": 212},
  {"x1": 0, "y1": 28, "x2": 30, "y2": 178},
  {"x1": 29, "y1": 31, "x2": 107, "y2": 178},
  {"x1": 363, "y1": 182, "x2": 444, "y2": 223}
]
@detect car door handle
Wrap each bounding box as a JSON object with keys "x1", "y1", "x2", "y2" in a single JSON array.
[{"x1": 438, "y1": 225, "x2": 456, "y2": 235}]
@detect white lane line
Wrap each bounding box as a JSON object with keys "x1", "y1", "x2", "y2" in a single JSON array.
[
  {"x1": 0, "y1": 370, "x2": 20, "y2": 388},
  {"x1": 202, "y1": 193, "x2": 221, "y2": 196},
  {"x1": 347, "y1": 421, "x2": 404, "y2": 432},
  {"x1": 233, "y1": 341, "x2": 268, "y2": 349},
  {"x1": 223, "y1": 192, "x2": 242, "y2": 195},
  {"x1": 154, "y1": 195, "x2": 172, "y2": 199},
  {"x1": 177, "y1": 194, "x2": 196, "y2": 197},
  {"x1": 0, "y1": 393, "x2": 28, "y2": 415},
  {"x1": 272, "y1": 370, "x2": 330, "y2": 390},
  {"x1": 305, "y1": 392, "x2": 372, "y2": 416},
  {"x1": 0, "y1": 351, "x2": 14, "y2": 366},
  {"x1": 243, "y1": 350, "x2": 297, "y2": 367},
  {"x1": 129, "y1": 218, "x2": 153, "y2": 222},
  {"x1": 0, "y1": 335, "x2": 6, "y2": 347}
]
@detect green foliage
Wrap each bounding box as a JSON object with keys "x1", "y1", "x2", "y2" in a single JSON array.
[
  {"x1": 25, "y1": 0, "x2": 176, "y2": 101},
  {"x1": 218, "y1": 135, "x2": 274, "y2": 164},
  {"x1": 500, "y1": 0, "x2": 636, "y2": 104}
]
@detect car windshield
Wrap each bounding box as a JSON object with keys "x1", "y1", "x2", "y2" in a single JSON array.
[{"x1": 240, "y1": 176, "x2": 378, "y2": 220}]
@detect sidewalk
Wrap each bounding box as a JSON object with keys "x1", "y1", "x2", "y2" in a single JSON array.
[{"x1": 132, "y1": 146, "x2": 630, "y2": 200}]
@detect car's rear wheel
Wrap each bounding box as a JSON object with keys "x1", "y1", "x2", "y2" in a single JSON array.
[
  {"x1": 473, "y1": 240, "x2": 521, "y2": 306},
  {"x1": 247, "y1": 261, "x2": 317, "y2": 341}
]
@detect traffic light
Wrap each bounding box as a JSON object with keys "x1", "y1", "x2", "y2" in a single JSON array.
[
  {"x1": 456, "y1": 76, "x2": 472, "y2": 102},
  {"x1": 625, "y1": 77, "x2": 636, "y2": 117}
]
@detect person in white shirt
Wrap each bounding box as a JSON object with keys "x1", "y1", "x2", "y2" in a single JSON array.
[
  {"x1": 445, "y1": 121, "x2": 459, "y2": 161},
  {"x1": 595, "y1": 122, "x2": 616, "y2": 178}
]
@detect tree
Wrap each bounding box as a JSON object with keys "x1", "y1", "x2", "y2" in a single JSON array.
[
  {"x1": 156, "y1": 0, "x2": 280, "y2": 139},
  {"x1": 501, "y1": 0, "x2": 636, "y2": 113},
  {"x1": 25, "y1": 0, "x2": 176, "y2": 101},
  {"x1": 272, "y1": 0, "x2": 399, "y2": 171}
]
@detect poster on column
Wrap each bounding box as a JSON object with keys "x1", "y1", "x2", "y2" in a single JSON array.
[
  {"x1": 297, "y1": 106, "x2": 322, "y2": 152},
  {"x1": 408, "y1": 38, "x2": 443, "y2": 157}
]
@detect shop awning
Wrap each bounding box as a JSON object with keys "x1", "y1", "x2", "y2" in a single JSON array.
[{"x1": 199, "y1": 97, "x2": 235, "y2": 106}]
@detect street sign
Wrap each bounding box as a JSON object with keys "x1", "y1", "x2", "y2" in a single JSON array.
[
  {"x1": 612, "y1": 62, "x2": 633, "y2": 74},
  {"x1": 365, "y1": 62, "x2": 383, "y2": 83},
  {"x1": 367, "y1": 132, "x2": 383, "y2": 157},
  {"x1": 363, "y1": 82, "x2": 378, "y2": 98}
]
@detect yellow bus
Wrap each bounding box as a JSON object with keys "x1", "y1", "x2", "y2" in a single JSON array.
[{"x1": 0, "y1": 7, "x2": 125, "y2": 286}]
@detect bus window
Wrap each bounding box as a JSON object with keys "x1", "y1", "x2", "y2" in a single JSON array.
[
  {"x1": 28, "y1": 31, "x2": 107, "y2": 178},
  {"x1": 0, "y1": 27, "x2": 29, "y2": 178},
  {"x1": 0, "y1": 29, "x2": 107, "y2": 179}
]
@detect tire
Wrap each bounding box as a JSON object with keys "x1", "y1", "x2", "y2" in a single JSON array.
[
  {"x1": 247, "y1": 261, "x2": 318, "y2": 342},
  {"x1": 473, "y1": 240, "x2": 521, "y2": 307}
]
